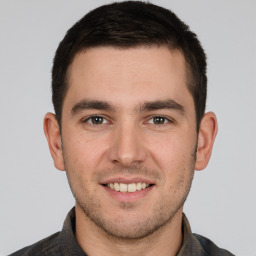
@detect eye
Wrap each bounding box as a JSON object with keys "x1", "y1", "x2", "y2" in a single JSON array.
[
  {"x1": 148, "y1": 116, "x2": 170, "y2": 125},
  {"x1": 84, "y1": 116, "x2": 108, "y2": 125}
]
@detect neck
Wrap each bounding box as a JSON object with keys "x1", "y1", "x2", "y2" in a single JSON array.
[{"x1": 75, "y1": 205, "x2": 183, "y2": 256}]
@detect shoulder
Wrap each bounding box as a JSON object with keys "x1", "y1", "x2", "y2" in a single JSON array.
[
  {"x1": 180, "y1": 214, "x2": 234, "y2": 256},
  {"x1": 8, "y1": 232, "x2": 61, "y2": 256},
  {"x1": 193, "y1": 233, "x2": 234, "y2": 256}
]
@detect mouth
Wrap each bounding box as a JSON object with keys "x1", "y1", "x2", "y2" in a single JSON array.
[{"x1": 103, "y1": 182, "x2": 153, "y2": 193}]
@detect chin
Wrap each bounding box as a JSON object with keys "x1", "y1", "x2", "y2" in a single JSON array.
[{"x1": 77, "y1": 199, "x2": 182, "y2": 240}]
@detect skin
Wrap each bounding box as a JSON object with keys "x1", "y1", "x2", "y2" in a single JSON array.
[{"x1": 44, "y1": 46, "x2": 218, "y2": 256}]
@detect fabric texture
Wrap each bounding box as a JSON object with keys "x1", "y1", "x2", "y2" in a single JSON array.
[{"x1": 9, "y1": 208, "x2": 234, "y2": 256}]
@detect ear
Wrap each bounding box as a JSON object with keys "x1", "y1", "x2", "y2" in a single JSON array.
[
  {"x1": 43, "y1": 113, "x2": 65, "y2": 171},
  {"x1": 195, "y1": 112, "x2": 218, "y2": 170}
]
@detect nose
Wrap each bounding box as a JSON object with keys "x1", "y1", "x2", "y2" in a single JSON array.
[{"x1": 108, "y1": 121, "x2": 147, "y2": 167}]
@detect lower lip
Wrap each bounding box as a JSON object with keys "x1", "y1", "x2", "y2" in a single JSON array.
[{"x1": 102, "y1": 185, "x2": 154, "y2": 202}]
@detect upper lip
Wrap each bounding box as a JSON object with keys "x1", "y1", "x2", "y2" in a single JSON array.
[{"x1": 100, "y1": 177, "x2": 155, "y2": 185}]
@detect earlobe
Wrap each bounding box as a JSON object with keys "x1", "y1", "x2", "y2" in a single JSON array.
[
  {"x1": 43, "y1": 113, "x2": 65, "y2": 171},
  {"x1": 195, "y1": 112, "x2": 218, "y2": 170}
]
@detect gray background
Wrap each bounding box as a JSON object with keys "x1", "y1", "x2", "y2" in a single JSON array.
[{"x1": 0, "y1": 1, "x2": 255, "y2": 255}]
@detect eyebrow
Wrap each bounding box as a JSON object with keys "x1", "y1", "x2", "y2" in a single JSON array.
[
  {"x1": 71, "y1": 99, "x2": 184, "y2": 115},
  {"x1": 140, "y1": 99, "x2": 184, "y2": 113},
  {"x1": 71, "y1": 100, "x2": 115, "y2": 114}
]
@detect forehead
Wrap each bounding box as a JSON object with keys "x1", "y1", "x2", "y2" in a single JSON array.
[{"x1": 65, "y1": 46, "x2": 193, "y2": 110}]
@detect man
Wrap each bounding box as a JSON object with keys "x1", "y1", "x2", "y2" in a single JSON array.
[{"x1": 10, "y1": 1, "x2": 233, "y2": 255}]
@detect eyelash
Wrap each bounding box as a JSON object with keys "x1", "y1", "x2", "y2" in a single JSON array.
[
  {"x1": 82, "y1": 115, "x2": 109, "y2": 125},
  {"x1": 147, "y1": 116, "x2": 174, "y2": 125},
  {"x1": 81, "y1": 115, "x2": 174, "y2": 126}
]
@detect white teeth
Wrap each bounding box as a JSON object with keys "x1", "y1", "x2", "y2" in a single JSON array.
[
  {"x1": 136, "y1": 182, "x2": 142, "y2": 191},
  {"x1": 128, "y1": 183, "x2": 136, "y2": 192},
  {"x1": 107, "y1": 182, "x2": 150, "y2": 193},
  {"x1": 120, "y1": 183, "x2": 128, "y2": 192},
  {"x1": 114, "y1": 183, "x2": 120, "y2": 191}
]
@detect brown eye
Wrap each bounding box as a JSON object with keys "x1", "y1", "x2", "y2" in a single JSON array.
[
  {"x1": 87, "y1": 116, "x2": 106, "y2": 125},
  {"x1": 153, "y1": 116, "x2": 166, "y2": 124},
  {"x1": 92, "y1": 116, "x2": 103, "y2": 124}
]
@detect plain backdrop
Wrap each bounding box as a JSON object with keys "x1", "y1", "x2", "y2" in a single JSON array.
[{"x1": 0, "y1": 1, "x2": 255, "y2": 255}]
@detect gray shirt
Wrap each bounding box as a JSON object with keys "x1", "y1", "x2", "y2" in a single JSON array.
[{"x1": 9, "y1": 208, "x2": 234, "y2": 256}]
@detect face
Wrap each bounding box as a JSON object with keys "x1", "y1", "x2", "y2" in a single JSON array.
[{"x1": 60, "y1": 46, "x2": 198, "y2": 239}]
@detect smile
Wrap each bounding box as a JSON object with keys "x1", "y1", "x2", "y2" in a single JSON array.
[{"x1": 105, "y1": 182, "x2": 151, "y2": 193}]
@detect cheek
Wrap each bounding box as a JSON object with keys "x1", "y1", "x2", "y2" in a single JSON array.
[
  {"x1": 146, "y1": 131, "x2": 196, "y2": 172},
  {"x1": 62, "y1": 129, "x2": 110, "y2": 172}
]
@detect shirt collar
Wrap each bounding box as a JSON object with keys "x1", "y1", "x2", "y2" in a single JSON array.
[
  {"x1": 59, "y1": 207, "x2": 86, "y2": 256},
  {"x1": 59, "y1": 208, "x2": 195, "y2": 256}
]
